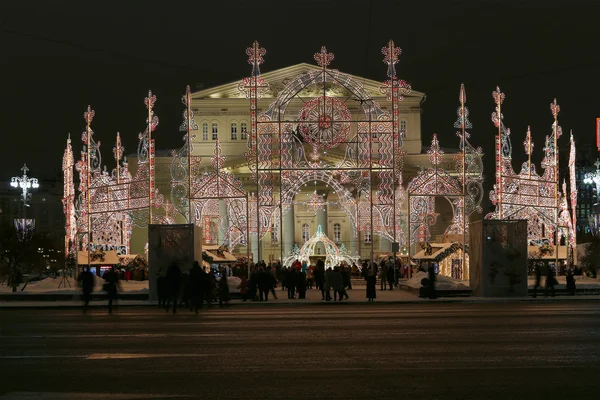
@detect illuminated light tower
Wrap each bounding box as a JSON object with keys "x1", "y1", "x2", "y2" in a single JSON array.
[{"x1": 9, "y1": 163, "x2": 40, "y2": 240}]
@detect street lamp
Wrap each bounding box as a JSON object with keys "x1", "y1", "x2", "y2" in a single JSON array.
[
  {"x1": 10, "y1": 163, "x2": 39, "y2": 205},
  {"x1": 9, "y1": 163, "x2": 39, "y2": 240}
]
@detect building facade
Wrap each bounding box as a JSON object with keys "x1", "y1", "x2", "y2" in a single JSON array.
[{"x1": 128, "y1": 63, "x2": 471, "y2": 262}]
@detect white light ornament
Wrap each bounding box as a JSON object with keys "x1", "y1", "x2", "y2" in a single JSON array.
[{"x1": 10, "y1": 163, "x2": 39, "y2": 205}]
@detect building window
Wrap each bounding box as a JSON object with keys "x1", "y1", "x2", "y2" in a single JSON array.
[
  {"x1": 302, "y1": 224, "x2": 310, "y2": 243},
  {"x1": 231, "y1": 122, "x2": 237, "y2": 140},
  {"x1": 271, "y1": 223, "x2": 278, "y2": 243},
  {"x1": 400, "y1": 119, "x2": 407, "y2": 146},
  {"x1": 333, "y1": 223, "x2": 341, "y2": 243},
  {"x1": 241, "y1": 122, "x2": 248, "y2": 140},
  {"x1": 202, "y1": 123, "x2": 208, "y2": 141},
  {"x1": 364, "y1": 230, "x2": 372, "y2": 244},
  {"x1": 212, "y1": 123, "x2": 218, "y2": 140},
  {"x1": 400, "y1": 119, "x2": 407, "y2": 134}
]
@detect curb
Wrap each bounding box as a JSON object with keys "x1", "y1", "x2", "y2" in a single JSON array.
[{"x1": 2, "y1": 296, "x2": 600, "y2": 310}]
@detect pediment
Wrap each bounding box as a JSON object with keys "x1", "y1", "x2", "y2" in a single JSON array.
[{"x1": 192, "y1": 63, "x2": 425, "y2": 101}]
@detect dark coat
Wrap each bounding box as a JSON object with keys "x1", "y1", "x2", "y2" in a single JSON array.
[
  {"x1": 365, "y1": 274, "x2": 376, "y2": 299},
  {"x1": 78, "y1": 270, "x2": 94, "y2": 294}
]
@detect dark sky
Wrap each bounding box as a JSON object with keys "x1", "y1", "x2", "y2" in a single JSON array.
[{"x1": 1, "y1": 0, "x2": 599, "y2": 192}]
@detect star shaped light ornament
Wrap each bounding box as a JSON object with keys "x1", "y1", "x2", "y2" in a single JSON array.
[{"x1": 304, "y1": 190, "x2": 327, "y2": 214}]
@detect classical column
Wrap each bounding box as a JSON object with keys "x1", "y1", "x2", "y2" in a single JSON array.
[
  {"x1": 316, "y1": 199, "x2": 328, "y2": 255},
  {"x1": 283, "y1": 205, "x2": 295, "y2": 256},
  {"x1": 347, "y1": 224, "x2": 356, "y2": 256},
  {"x1": 218, "y1": 199, "x2": 228, "y2": 246},
  {"x1": 379, "y1": 235, "x2": 391, "y2": 253},
  {"x1": 251, "y1": 234, "x2": 259, "y2": 263}
]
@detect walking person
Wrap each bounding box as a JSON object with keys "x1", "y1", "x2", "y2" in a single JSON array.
[
  {"x1": 387, "y1": 262, "x2": 395, "y2": 291},
  {"x1": 287, "y1": 267, "x2": 297, "y2": 299},
  {"x1": 189, "y1": 261, "x2": 206, "y2": 314},
  {"x1": 102, "y1": 266, "x2": 120, "y2": 314},
  {"x1": 380, "y1": 262, "x2": 388, "y2": 291},
  {"x1": 331, "y1": 267, "x2": 348, "y2": 301},
  {"x1": 365, "y1": 264, "x2": 376, "y2": 302},
  {"x1": 256, "y1": 268, "x2": 269, "y2": 301},
  {"x1": 566, "y1": 269, "x2": 576, "y2": 295},
  {"x1": 323, "y1": 267, "x2": 333, "y2": 301},
  {"x1": 218, "y1": 272, "x2": 230, "y2": 307},
  {"x1": 297, "y1": 270, "x2": 307, "y2": 299},
  {"x1": 238, "y1": 275, "x2": 249, "y2": 302},
  {"x1": 165, "y1": 262, "x2": 182, "y2": 314},
  {"x1": 267, "y1": 266, "x2": 278, "y2": 299},
  {"x1": 545, "y1": 265, "x2": 556, "y2": 297},
  {"x1": 532, "y1": 264, "x2": 542, "y2": 298},
  {"x1": 77, "y1": 266, "x2": 95, "y2": 312}
]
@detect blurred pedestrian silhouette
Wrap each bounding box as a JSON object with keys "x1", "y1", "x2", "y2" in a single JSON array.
[
  {"x1": 165, "y1": 262, "x2": 182, "y2": 314},
  {"x1": 532, "y1": 264, "x2": 542, "y2": 298},
  {"x1": 364, "y1": 263, "x2": 376, "y2": 302},
  {"x1": 545, "y1": 266, "x2": 556, "y2": 297},
  {"x1": 566, "y1": 270, "x2": 576, "y2": 295},
  {"x1": 218, "y1": 272, "x2": 230, "y2": 307},
  {"x1": 189, "y1": 261, "x2": 206, "y2": 313},
  {"x1": 77, "y1": 266, "x2": 94, "y2": 312},
  {"x1": 102, "y1": 266, "x2": 120, "y2": 314}
]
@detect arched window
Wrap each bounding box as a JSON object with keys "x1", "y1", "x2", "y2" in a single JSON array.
[
  {"x1": 399, "y1": 119, "x2": 407, "y2": 146},
  {"x1": 202, "y1": 123, "x2": 208, "y2": 141},
  {"x1": 241, "y1": 122, "x2": 248, "y2": 140},
  {"x1": 231, "y1": 122, "x2": 238, "y2": 140},
  {"x1": 271, "y1": 222, "x2": 278, "y2": 243},
  {"x1": 400, "y1": 119, "x2": 407, "y2": 134},
  {"x1": 333, "y1": 223, "x2": 341, "y2": 243},
  {"x1": 364, "y1": 230, "x2": 372, "y2": 244},
  {"x1": 302, "y1": 223, "x2": 310, "y2": 243},
  {"x1": 211, "y1": 122, "x2": 218, "y2": 140}
]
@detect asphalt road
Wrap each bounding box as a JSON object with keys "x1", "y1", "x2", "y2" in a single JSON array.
[{"x1": 1, "y1": 302, "x2": 599, "y2": 400}]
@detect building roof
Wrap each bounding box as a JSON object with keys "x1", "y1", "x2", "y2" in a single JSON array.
[{"x1": 191, "y1": 63, "x2": 425, "y2": 101}]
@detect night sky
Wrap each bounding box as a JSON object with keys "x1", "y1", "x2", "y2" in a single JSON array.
[{"x1": 2, "y1": 0, "x2": 599, "y2": 194}]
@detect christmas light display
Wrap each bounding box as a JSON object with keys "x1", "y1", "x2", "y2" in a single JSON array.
[
  {"x1": 486, "y1": 89, "x2": 577, "y2": 257},
  {"x1": 62, "y1": 135, "x2": 76, "y2": 255},
  {"x1": 65, "y1": 94, "x2": 173, "y2": 261},
  {"x1": 236, "y1": 40, "x2": 409, "y2": 264},
  {"x1": 407, "y1": 84, "x2": 483, "y2": 245},
  {"x1": 283, "y1": 225, "x2": 359, "y2": 269}
]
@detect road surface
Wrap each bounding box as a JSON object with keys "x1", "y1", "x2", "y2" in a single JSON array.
[{"x1": 1, "y1": 302, "x2": 599, "y2": 399}]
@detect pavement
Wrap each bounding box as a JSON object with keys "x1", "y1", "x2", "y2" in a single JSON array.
[
  {"x1": 1, "y1": 302, "x2": 600, "y2": 399},
  {"x1": 2, "y1": 286, "x2": 600, "y2": 309}
]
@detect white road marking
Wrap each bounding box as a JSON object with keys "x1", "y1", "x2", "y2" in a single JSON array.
[{"x1": 1, "y1": 353, "x2": 213, "y2": 360}]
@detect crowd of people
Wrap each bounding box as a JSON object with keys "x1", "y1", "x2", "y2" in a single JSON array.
[{"x1": 77, "y1": 256, "x2": 414, "y2": 313}]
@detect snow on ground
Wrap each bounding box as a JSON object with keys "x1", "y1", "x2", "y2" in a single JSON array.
[
  {"x1": 1, "y1": 275, "x2": 243, "y2": 294},
  {"x1": 403, "y1": 272, "x2": 470, "y2": 291},
  {"x1": 0, "y1": 277, "x2": 149, "y2": 294}
]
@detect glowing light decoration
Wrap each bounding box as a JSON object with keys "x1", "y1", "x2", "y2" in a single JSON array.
[
  {"x1": 237, "y1": 41, "x2": 413, "y2": 263},
  {"x1": 314, "y1": 46, "x2": 335, "y2": 68},
  {"x1": 10, "y1": 163, "x2": 39, "y2": 241},
  {"x1": 62, "y1": 135, "x2": 76, "y2": 255},
  {"x1": 67, "y1": 94, "x2": 173, "y2": 261},
  {"x1": 486, "y1": 90, "x2": 576, "y2": 255},
  {"x1": 171, "y1": 85, "x2": 201, "y2": 223},
  {"x1": 283, "y1": 225, "x2": 358, "y2": 269},
  {"x1": 407, "y1": 82, "x2": 483, "y2": 287},
  {"x1": 297, "y1": 96, "x2": 352, "y2": 150}
]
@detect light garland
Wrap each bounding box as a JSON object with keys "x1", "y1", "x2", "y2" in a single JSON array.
[{"x1": 486, "y1": 90, "x2": 577, "y2": 253}]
